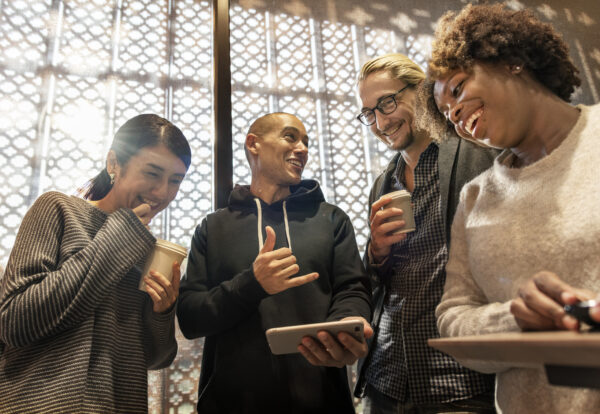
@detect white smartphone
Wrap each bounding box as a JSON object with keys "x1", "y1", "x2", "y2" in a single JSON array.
[{"x1": 265, "y1": 319, "x2": 365, "y2": 355}]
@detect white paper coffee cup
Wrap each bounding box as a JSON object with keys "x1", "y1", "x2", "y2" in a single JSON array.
[
  {"x1": 139, "y1": 239, "x2": 187, "y2": 291},
  {"x1": 383, "y1": 190, "x2": 415, "y2": 234}
]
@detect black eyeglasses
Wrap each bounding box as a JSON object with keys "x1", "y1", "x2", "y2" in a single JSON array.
[{"x1": 356, "y1": 85, "x2": 411, "y2": 126}]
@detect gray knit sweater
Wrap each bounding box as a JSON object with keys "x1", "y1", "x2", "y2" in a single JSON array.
[{"x1": 0, "y1": 192, "x2": 177, "y2": 413}]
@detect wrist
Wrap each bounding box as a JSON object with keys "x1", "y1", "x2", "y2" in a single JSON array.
[{"x1": 369, "y1": 244, "x2": 386, "y2": 264}]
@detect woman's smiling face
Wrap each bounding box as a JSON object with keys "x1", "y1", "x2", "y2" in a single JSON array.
[
  {"x1": 110, "y1": 144, "x2": 187, "y2": 219},
  {"x1": 433, "y1": 62, "x2": 532, "y2": 150}
]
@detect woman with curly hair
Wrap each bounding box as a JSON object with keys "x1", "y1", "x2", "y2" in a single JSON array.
[{"x1": 421, "y1": 3, "x2": 600, "y2": 413}]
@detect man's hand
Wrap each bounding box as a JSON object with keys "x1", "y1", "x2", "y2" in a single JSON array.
[
  {"x1": 253, "y1": 226, "x2": 319, "y2": 295},
  {"x1": 297, "y1": 317, "x2": 373, "y2": 368},
  {"x1": 369, "y1": 196, "x2": 407, "y2": 263},
  {"x1": 510, "y1": 271, "x2": 596, "y2": 331}
]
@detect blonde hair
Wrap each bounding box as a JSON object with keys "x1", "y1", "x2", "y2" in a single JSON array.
[{"x1": 358, "y1": 53, "x2": 425, "y2": 86}]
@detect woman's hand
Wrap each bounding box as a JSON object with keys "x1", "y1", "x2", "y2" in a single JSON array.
[
  {"x1": 510, "y1": 271, "x2": 596, "y2": 331},
  {"x1": 144, "y1": 262, "x2": 180, "y2": 313},
  {"x1": 132, "y1": 203, "x2": 152, "y2": 227}
]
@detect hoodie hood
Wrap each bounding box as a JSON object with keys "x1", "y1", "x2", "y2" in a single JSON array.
[
  {"x1": 227, "y1": 179, "x2": 325, "y2": 253},
  {"x1": 228, "y1": 179, "x2": 324, "y2": 210}
]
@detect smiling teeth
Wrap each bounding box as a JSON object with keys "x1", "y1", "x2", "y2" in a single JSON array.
[
  {"x1": 383, "y1": 121, "x2": 404, "y2": 136},
  {"x1": 288, "y1": 160, "x2": 303, "y2": 167},
  {"x1": 141, "y1": 198, "x2": 159, "y2": 207},
  {"x1": 465, "y1": 108, "x2": 483, "y2": 135}
]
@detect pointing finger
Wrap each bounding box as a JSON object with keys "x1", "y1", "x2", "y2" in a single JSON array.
[{"x1": 285, "y1": 272, "x2": 319, "y2": 288}]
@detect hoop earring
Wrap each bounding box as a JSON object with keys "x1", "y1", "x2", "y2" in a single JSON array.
[{"x1": 109, "y1": 172, "x2": 115, "y2": 185}]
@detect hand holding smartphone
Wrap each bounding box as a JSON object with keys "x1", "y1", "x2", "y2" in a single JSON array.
[
  {"x1": 564, "y1": 300, "x2": 600, "y2": 329},
  {"x1": 265, "y1": 319, "x2": 365, "y2": 355}
]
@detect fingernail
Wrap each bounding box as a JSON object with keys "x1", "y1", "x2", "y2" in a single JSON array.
[{"x1": 564, "y1": 315, "x2": 578, "y2": 327}]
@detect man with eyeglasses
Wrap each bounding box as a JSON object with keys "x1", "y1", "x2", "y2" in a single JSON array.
[{"x1": 354, "y1": 53, "x2": 497, "y2": 413}]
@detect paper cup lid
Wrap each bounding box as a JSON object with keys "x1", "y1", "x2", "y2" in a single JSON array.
[
  {"x1": 155, "y1": 239, "x2": 187, "y2": 256},
  {"x1": 386, "y1": 190, "x2": 411, "y2": 198}
]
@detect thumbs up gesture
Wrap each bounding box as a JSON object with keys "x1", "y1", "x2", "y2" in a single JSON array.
[{"x1": 253, "y1": 226, "x2": 319, "y2": 294}]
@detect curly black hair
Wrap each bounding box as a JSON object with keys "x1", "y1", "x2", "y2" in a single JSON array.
[{"x1": 417, "y1": 3, "x2": 581, "y2": 141}]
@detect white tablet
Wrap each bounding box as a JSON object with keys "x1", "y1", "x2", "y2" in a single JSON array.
[{"x1": 265, "y1": 319, "x2": 364, "y2": 355}]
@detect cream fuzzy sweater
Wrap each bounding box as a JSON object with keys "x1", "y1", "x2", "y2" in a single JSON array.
[{"x1": 436, "y1": 103, "x2": 600, "y2": 413}]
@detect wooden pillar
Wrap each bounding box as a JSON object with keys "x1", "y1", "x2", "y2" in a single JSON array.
[{"x1": 213, "y1": 0, "x2": 232, "y2": 209}]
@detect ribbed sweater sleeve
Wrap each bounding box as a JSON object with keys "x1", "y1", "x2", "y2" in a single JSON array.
[
  {"x1": 143, "y1": 297, "x2": 178, "y2": 369},
  {"x1": 436, "y1": 196, "x2": 520, "y2": 373},
  {"x1": 0, "y1": 192, "x2": 155, "y2": 347}
]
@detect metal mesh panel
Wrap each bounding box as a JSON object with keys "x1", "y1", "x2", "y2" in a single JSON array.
[
  {"x1": 0, "y1": 68, "x2": 40, "y2": 254},
  {"x1": 58, "y1": 0, "x2": 114, "y2": 76},
  {"x1": 117, "y1": 0, "x2": 169, "y2": 77},
  {"x1": 0, "y1": 1, "x2": 214, "y2": 412},
  {"x1": 44, "y1": 74, "x2": 109, "y2": 193},
  {"x1": 0, "y1": 0, "x2": 50, "y2": 70}
]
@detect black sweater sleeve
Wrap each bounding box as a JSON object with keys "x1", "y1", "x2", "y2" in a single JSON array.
[
  {"x1": 177, "y1": 218, "x2": 269, "y2": 339},
  {"x1": 326, "y1": 208, "x2": 372, "y2": 322}
]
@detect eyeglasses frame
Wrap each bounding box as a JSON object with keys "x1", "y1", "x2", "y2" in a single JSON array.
[{"x1": 356, "y1": 84, "x2": 411, "y2": 126}]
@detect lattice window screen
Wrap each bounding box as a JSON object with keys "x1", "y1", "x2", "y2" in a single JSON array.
[{"x1": 0, "y1": 1, "x2": 213, "y2": 412}]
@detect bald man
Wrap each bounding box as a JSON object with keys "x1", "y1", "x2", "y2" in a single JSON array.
[{"x1": 178, "y1": 113, "x2": 372, "y2": 413}]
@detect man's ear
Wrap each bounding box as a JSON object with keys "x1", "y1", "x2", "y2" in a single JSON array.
[{"x1": 246, "y1": 133, "x2": 260, "y2": 156}]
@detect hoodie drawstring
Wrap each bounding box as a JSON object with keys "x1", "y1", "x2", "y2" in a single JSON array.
[
  {"x1": 254, "y1": 198, "x2": 292, "y2": 253},
  {"x1": 282, "y1": 201, "x2": 292, "y2": 251},
  {"x1": 254, "y1": 198, "x2": 264, "y2": 251}
]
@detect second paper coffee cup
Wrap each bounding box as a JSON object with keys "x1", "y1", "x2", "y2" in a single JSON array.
[
  {"x1": 384, "y1": 190, "x2": 415, "y2": 234},
  {"x1": 139, "y1": 239, "x2": 188, "y2": 291}
]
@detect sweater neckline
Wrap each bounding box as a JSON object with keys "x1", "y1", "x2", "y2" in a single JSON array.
[
  {"x1": 494, "y1": 104, "x2": 587, "y2": 179},
  {"x1": 71, "y1": 195, "x2": 109, "y2": 219}
]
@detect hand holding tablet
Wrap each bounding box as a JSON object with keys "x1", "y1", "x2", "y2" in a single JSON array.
[
  {"x1": 266, "y1": 319, "x2": 365, "y2": 355},
  {"x1": 265, "y1": 317, "x2": 372, "y2": 368}
]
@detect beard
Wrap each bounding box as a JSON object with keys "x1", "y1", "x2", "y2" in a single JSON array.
[{"x1": 391, "y1": 126, "x2": 415, "y2": 151}]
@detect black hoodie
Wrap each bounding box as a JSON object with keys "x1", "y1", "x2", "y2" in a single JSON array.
[{"x1": 178, "y1": 179, "x2": 371, "y2": 413}]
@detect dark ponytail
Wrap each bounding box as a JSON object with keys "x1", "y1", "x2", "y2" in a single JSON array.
[
  {"x1": 82, "y1": 168, "x2": 113, "y2": 201},
  {"x1": 81, "y1": 114, "x2": 191, "y2": 201}
]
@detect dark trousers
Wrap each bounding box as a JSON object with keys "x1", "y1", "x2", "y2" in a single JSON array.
[{"x1": 362, "y1": 384, "x2": 496, "y2": 414}]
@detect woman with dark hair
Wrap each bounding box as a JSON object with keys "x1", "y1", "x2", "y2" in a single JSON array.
[
  {"x1": 420, "y1": 3, "x2": 600, "y2": 413},
  {"x1": 0, "y1": 114, "x2": 192, "y2": 412}
]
